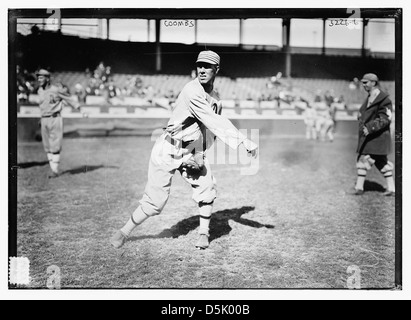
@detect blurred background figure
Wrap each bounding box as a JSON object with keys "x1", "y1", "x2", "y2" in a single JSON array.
[
  {"x1": 191, "y1": 69, "x2": 197, "y2": 79},
  {"x1": 349, "y1": 77, "x2": 361, "y2": 91},
  {"x1": 314, "y1": 89, "x2": 322, "y2": 103},
  {"x1": 94, "y1": 61, "x2": 106, "y2": 81},
  {"x1": 270, "y1": 71, "x2": 283, "y2": 86},
  {"x1": 304, "y1": 104, "x2": 317, "y2": 140},
  {"x1": 316, "y1": 106, "x2": 335, "y2": 142},
  {"x1": 337, "y1": 94, "x2": 346, "y2": 110},
  {"x1": 324, "y1": 90, "x2": 335, "y2": 107},
  {"x1": 74, "y1": 83, "x2": 87, "y2": 103},
  {"x1": 16, "y1": 65, "x2": 36, "y2": 102},
  {"x1": 145, "y1": 85, "x2": 155, "y2": 106},
  {"x1": 104, "y1": 66, "x2": 112, "y2": 83},
  {"x1": 85, "y1": 61, "x2": 113, "y2": 97},
  {"x1": 107, "y1": 78, "x2": 118, "y2": 98},
  {"x1": 165, "y1": 89, "x2": 177, "y2": 107},
  {"x1": 329, "y1": 98, "x2": 338, "y2": 133}
]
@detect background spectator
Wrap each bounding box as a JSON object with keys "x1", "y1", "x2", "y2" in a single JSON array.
[
  {"x1": 165, "y1": 89, "x2": 176, "y2": 106},
  {"x1": 349, "y1": 77, "x2": 361, "y2": 91},
  {"x1": 107, "y1": 79, "x2": 118, "y2": 99},
  {"x1": 324, "y1": 90, "x2": 335, "y2": 107},
  {"x1": 314, "y1": 89, "x2": 322, "y2": 102},
  {"x1": 74, "y1": 83, "x2": 87, "y2": 103},
  {"x1": 16, "y1": 65, "x2": 36, "y2": 102},
  {"x1": 86, "y1": 61, "x2": 113, "y2": 97}
]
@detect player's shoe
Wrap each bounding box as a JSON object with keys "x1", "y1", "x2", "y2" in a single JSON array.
[
  {"x1": 195, "y1": 234, "x2": 209, "y2": 250},
  {"x1": 383, "y1": 190, "x2": 395, "y2": 197},
  {"x1": 347, "y1": 188, "x2": 364, "y2": 196},
  {"x1": 48, "y1": 171, "x2": 60, "y2": 179},
  {"x1": 110, "y1": 230, "x2": 127, "y2": 249}
]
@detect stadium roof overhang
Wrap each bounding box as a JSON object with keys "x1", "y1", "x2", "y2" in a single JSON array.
[
  {"x1": 9, "y1": 8, "x2": 399, "y2": 20},
  {"x1": 10, "y1": 8, "x2": 399, "y2": 78}
]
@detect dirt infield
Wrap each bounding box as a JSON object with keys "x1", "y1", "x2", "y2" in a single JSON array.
[{"x1": 15, "y1": 134, "x2": 396, "y2": 289}]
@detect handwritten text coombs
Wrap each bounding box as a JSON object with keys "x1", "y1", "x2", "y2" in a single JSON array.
[{"x1": 164, "y1": 20, "x2": 195, "y2": 27}]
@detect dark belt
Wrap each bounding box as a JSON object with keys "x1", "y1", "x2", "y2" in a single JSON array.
[
  {"x1": 42, "y1": 113, "x2": 61, "y2": 118},
  {"x1": 164, "y1": 134, "x2": 192, "y2": 148}
]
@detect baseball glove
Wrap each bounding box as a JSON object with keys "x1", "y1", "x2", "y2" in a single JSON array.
[{"x1": 182, "y1": 152, "x2": 205, "y2": 176}]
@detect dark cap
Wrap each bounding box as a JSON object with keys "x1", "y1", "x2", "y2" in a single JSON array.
[
  {"x1": 361, "y1": 73, "x2": 379, "y2": 83},
  {"x1": 36, "y1": 69, "x2": 51, "y2": 77}
]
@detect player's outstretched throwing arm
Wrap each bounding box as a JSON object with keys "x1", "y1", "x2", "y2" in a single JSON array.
[{"x1": 188, "y1": 91, "x2": 258, "y2": 158}]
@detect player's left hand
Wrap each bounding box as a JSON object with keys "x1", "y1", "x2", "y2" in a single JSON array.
[{"x1": 362, "y1": 126, "x2": 369, "y2": 136}]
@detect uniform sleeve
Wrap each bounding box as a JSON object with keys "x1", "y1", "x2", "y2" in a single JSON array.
[
  {"x1": 57, "y1": 89, "x2": 81, "y2": 109},
  {"x1": 189, "y1": 92, "x2": 247, "y2": 150},
  {"x1": 365, "y1": 97, "x2": 392, "y2": 135}
]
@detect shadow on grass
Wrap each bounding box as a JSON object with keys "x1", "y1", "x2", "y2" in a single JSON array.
[
  {"x1": 62, "y1": 165, "x2": 119, "y2": 175},
  {"x1": 129, "y1": 206, "x2": 275, "y2": 244},
  {"x1": 364, "y1": 180, "x2": 386, "y2": 192},
  {"x1": 17, "y1": 161, "x2": 49, "y2": 169}
]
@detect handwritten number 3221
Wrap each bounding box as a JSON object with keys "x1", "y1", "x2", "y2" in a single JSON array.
[{"x1": 329, "y1": 19, "x2": 359, "y2": 27}]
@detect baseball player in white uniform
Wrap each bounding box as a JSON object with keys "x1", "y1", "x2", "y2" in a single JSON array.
[
  {"x1": 36, "y1": 69, "x2": 86, "y2": 178},
  {"x1": 314, "y1": 105, "x2": 334, "y2": 142},
  {"x1": 111, "y1": 50, "x2": 258, "y2": 250},
  {"x1": 303, "y1": 104, "x2": 317, "y2": 140}
]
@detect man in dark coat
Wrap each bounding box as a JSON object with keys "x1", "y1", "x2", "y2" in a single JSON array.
[{"x1": 351, "y1": 73, "x2": 395, "y2": 196}]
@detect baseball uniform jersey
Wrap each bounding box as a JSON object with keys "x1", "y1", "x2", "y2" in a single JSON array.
[
  {"x1": 139, "y1": 78, "x2": 247, "y2": 217},
  {"x1": 38, "y1": 84, "x2": 80, "y2": 153}
]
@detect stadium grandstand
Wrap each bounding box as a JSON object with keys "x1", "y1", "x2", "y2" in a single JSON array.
[{"x1": 11, "y1": 8, "x2": 397, "y2": 140}]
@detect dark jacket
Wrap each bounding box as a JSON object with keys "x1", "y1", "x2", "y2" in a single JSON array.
[{"x1": 357, "y1": 90, "x2": 393, "y2": 155}]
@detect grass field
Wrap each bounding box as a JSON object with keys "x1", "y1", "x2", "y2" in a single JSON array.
[{"x1": 15, "y1": 132, "x2": 397, "y2": 289}]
